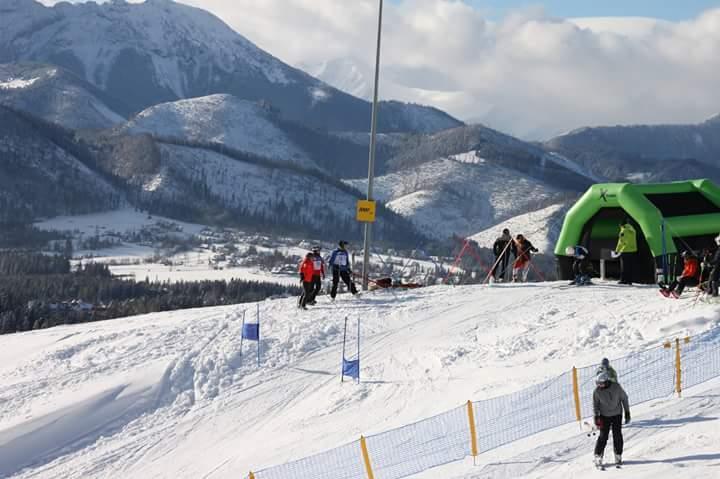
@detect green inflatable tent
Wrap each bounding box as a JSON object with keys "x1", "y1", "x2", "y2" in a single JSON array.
[{"x1": 555, "y1": 179, "x2": 720, "y2": 284}]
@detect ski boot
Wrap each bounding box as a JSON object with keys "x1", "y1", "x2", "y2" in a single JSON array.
[{"x1": 594, "y1": 454, "x2": 604, "y2": 470}]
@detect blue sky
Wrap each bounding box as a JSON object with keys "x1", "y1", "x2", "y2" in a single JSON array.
[{"x1": 389, "y1": 0, "x2": 719, "y2": 21}]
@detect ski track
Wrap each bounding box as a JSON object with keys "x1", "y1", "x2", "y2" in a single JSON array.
[{"x1": 0, "y1": 284, "x2": 719, "y2": 478}]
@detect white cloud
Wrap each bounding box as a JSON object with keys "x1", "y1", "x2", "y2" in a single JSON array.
[{"x1": 37, "y1": 1, "x2": 720, "y2": 139}]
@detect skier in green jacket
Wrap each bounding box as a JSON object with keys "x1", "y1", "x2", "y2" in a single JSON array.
[
  {"x1": 614, "y1": 219, "x2": 638, "y2": 285},
  {"x1": 596, "y1": 357, "x2": 618, "y2": 383}
]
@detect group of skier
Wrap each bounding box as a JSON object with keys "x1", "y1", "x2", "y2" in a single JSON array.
[
  {"x1": 298, "y1": 241, "x2": 357, "y2": 309},
  {"x1": 491, "y1": 229, "x2": 540, "y2": 283},
  {"x1": 564, "y1": 217, "x2": 720, "y2": 296}
]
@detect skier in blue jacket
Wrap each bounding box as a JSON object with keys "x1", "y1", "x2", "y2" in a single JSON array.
[{"x1": 329, "y1": 240, "x2": 358, "y2": 299}]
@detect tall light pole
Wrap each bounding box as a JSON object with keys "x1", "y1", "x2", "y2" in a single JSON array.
[{"x1": 361, "y1": 0, "x2": 384, "y2": 291}]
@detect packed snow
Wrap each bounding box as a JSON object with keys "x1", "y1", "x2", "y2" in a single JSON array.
[{"x1": 1, "y1": 280, "x2": 719, "y2": 478}]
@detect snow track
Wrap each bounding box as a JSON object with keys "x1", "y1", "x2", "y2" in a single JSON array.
[{"x1": 0, "y1": 284, "x2": 719, "y2": 478}]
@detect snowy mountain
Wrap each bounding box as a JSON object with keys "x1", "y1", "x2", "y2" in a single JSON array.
[
  {"x1": 1, "y1": 282, "x2": 718, "y2": 478},
  {"x1": 120, "y1": 95, "x2": 315, "y2": 168},
  {"x1": 0, "y1": 0, "x2": 461, "y2": 134},
  {"x1": 544, "y1": 114, "x2": 720, "y2": 182},
  {"x1": 347, "y1": 151, "x2": 569, "y2": 239},
  {"x1": 0, "y1": 106, "x2": 122, "y2": 222},
  {"x1": 300, "y1": 57, "x2": 375, "y2": 101},
  {"x1": 0, "y1": 63, "x2": 125, "y2": 129}
]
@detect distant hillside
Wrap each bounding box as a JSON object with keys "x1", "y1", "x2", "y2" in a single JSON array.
[
  {"x1": 0, "y1": 62, "x2": 125, "y2": 129},
  {"x1": 544, "y1": 115, "x2": 720, "y2": 182}
]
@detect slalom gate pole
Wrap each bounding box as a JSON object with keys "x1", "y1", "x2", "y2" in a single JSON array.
[
  {"x1": 341, "y1": 316, "x2": 348, "y2": 383},
  {"x1": 443, "y1": 240, "x2": 469, "y2": 284},
  {"x1": 256, "y1": 303, "x2": 261, "y2": 366},
  {"x1": 482, "y1": 240, "x2": 513, "y2": 285}
]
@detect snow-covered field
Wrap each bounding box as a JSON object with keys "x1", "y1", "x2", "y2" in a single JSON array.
[{"x1": 1, "y1": 281, "x2": 719, "y2": 478}]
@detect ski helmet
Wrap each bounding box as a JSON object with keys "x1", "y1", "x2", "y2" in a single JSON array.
[
  {"x1": 601, "y1": 357, "x2": 610, "y2": 368},
  {"x1": 312, "y1": 245, "x2": 321, "y2": 253},
  {"x1": 502, "y1": 228, "x2": 510, "y2": 235},
  {"x1": 596, "y1": 371, "x2": 609, "y2": 386},
  {"x1": 339, "y1": 240, "x2": 348, "y2": 248}
]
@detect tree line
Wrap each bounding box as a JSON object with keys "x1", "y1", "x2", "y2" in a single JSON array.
[{"x1": 0, "y1": 252, "x2": 300, "y2": 335}]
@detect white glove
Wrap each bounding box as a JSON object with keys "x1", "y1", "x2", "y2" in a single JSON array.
[{"x1": 610, "y1": 250, "x2": 621, "y2": 259}]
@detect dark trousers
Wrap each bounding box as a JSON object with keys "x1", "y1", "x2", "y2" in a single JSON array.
[
  {"x1": 300, "y1": 281, "x2": 314, "y2": 307},
  {"x1": 309, "y1": 275, "x2": 322, "y2": 302},
  {"x1": 594, "y1": 415, "x2": 623, "y2": 457},
  {"x1": 711, "y1": 267, "x2": 720, "y2": 296},
  {"x1": 492, "y1": 253, "x2": 511, "y2": 280},
  {"x1": 620, "y1": 253, "x2": 635, "y2": 284},
  {"x1": 669, "y1": 276, "x2": 692, "y2": 295},
  {"x1": 331, "y1": 268, "x2": 357, "y2": 298}
]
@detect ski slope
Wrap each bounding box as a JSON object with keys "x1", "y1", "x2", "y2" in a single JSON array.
[{"x1": 1, "y1": 282, "x2": 719, "y2": 478}]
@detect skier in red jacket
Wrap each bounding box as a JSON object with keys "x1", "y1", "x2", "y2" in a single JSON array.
[
  {"x1": 661, "y1": 251, "x2": 699, "y2": 298},
  {"x1": 298, "y1": 252, "x2": 315, "y2": 309}
]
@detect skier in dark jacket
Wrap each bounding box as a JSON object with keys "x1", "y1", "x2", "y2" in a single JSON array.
[
  {"x1": 570, "y1": 245, "x2": 592, "y2": 285},
  {"x1": 329, "y1": 240, "x2": 357, "y2": 299},
  {"x1": 307, "y1": 245, "x2": 325, "y2": 305},
  {"x1": 491, "y1": 228, "x2": 516, "y2": 282},
  {"x1": 710, "y1": 234, "x2": 720, "y2": 297},
  {"x1": 593, "y1": 371, "x2": 630, "y2": 468}
]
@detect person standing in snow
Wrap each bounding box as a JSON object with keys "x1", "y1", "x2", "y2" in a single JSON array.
[
  {"x1": 593, "y1": 371, "x2": 630, "y2": 468},
  {"x1": 298, "y1": 252, "x2": 315, "y2": 310},
  {"x1": 512, "y1": 234, "x2": 538, "y2": 282},
  {"x1": 661, "y1": 251, "x2": 699, "y2": 298},
  {"x1": 491, "y1": 228, "x2": 516, "y2": 282},
  {"x1": 329, "y1": 240, "x2": 357, "y2": 299},
  {"x1": 709, "y1": 234, "x2": 720, "y2": 297},
  {"x1": 307, "y1": 246, "x2": 325, "y2": 305},
  {"x1": 595, "y1": 357, "x2": 618, "y2": 383},
  {"x1": 570, "y1": 245, "x2": 593, "y2": 285},
  {"x1": 614, "y1": 218, "x2": 637, "y2": 285}
]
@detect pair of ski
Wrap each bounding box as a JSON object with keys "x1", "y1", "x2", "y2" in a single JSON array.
[
  {"x1": 658, "y1": 283, "x2": 679, "y2": 299},
  {"x1": 595, "y1": 458, "x2": 622, "y2": 471}
]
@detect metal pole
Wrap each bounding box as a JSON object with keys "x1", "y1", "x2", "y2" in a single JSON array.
[
  {"x1": 361, "y1": 0, "x2": 384, "y2": 291},
  {"x1": 341, "y1": 316, "x2": 348, "y2": 383}
]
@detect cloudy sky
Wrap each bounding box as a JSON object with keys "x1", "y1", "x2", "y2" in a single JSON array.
[{"x1": 41, "y1": 0, "x2": 720, "y2": 139}]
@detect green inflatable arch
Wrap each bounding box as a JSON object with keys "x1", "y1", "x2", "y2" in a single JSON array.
[{"x1": 555, "y1": 179, "x2": 720, "y2": 283}]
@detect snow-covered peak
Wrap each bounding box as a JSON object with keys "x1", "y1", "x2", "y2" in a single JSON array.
[
  {"x1": 122, "y1": 94, "x2": 314, "y2": 166},
  {"x1": 3, "y1": 0, "x2": 292, "y2": 95}
]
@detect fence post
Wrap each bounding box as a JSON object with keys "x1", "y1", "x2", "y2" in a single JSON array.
[
  {"x1": 249, "y1": 472, "x2": 255, "y2": 479},
  {"x1": 675, "y1": 337, "x2": 682, "y2": 397},
  {"x1": 572, "y1": 367, "x2": 582, "y2": 427},
  {"x1": 360, "y1": 436, "x2": 375, "y2": 479},
  {"x1": 466, "y1": 400, "x2": 479, "y2": 458}
]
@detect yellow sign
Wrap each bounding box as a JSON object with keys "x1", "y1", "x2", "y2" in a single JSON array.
[{"x1": 356, "y1": 200, "x2": 377, "y2": 222}]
